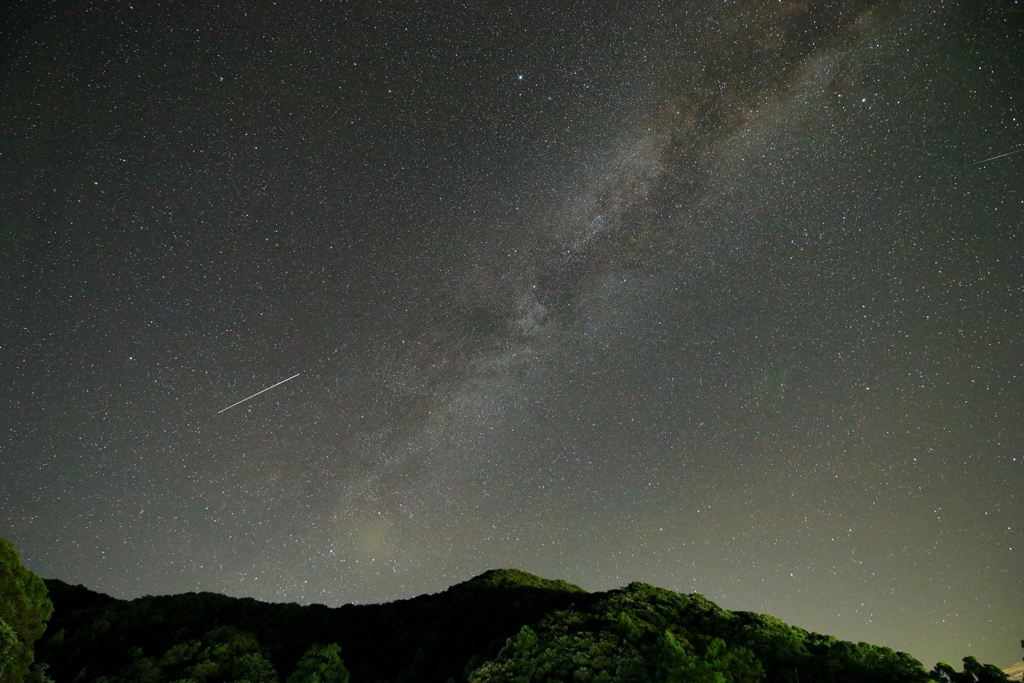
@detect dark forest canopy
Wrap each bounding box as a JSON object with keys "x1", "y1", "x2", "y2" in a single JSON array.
[
  {"x1": 0, "y1": 539, "x2": 53, "y2": 683},
  {"x1": 28, "y1": 568, "x2": 1008, "y2": 683}
]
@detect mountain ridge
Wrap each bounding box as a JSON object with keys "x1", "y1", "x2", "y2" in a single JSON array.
[{"x1": 36, "y1": 569, "x2": 1007, "y2": 683}]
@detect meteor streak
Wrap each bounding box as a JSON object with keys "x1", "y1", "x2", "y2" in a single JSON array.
[
  {"x1": 217, "y1": 373, "x2": 300, "y2": 414},
  {"x1": 967, "y1": 145, "x2": 1024, "y2": 166}
]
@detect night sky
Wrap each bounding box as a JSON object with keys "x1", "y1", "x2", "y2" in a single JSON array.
[{"x1": 3, "y1": 0, "x2": 1022, "y2": 671}]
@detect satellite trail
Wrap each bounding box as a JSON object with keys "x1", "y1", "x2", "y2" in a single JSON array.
[
  {"x1": 967, "y1": 146, "x2": 1024, "y2": 166},
  {"x1": 217, "y1": 373, "x2": 300, "y2": 414}
]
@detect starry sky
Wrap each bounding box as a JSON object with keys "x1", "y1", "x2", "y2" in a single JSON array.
[{"x1": 2, "y1": 0, "x2": 1022, "y2": 671}]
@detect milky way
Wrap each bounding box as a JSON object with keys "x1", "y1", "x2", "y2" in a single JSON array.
[{"x1": 2, "y1": 0, "x2": 1021, "y2": 670}]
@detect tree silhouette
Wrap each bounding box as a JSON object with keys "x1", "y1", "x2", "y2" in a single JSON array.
[
  {"x1": 0, "y1": 539, "x2": 52, "y2": 683},
  {"x1": 286, "y1": 643, "x2": 350, "y2": 683},
  {"x1": 930, "y1": 656, "x2": 1010, "y2": 683},
  {"x1": 0, "y1": 618, "x2": 18, "y2": 678}
]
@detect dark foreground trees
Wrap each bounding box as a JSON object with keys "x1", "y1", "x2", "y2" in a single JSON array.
[
  {"x1": 930, "y1": 656, "x2": 1010, "y2": 683},
  {"x1": 469, "y1": 582, "x2": 930, "y2": 683},
  {"x1": 31, "y1": 566, "x2": 1013, "y2": 683},
  {"x1": 286, "y1": 643, "x2": 350, "y2": 683},
  {"x1": 0, "y1": 539, "x2": 53, "y2": 683}
]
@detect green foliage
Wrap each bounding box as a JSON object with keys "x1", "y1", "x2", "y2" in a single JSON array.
[
  {"x1": 226, "y1": 651, "x2": 279, "y2": 682},
  {"x1": 22, "y1": 662, "x2": 55, "y2": 683},
  {"x1": 469, "y1": 620, "x2": 647, "y2": 683},
  {"x1": 285, "y1": 643, "x2": 349, "y2": 683},
  {"x1": 930, "y1": 657, "x2": 1010, "y2": 683},
  {"x1": 33, "y1": 567, "x2": 1010, "y2": 683},
  {"x1": 468, "y1": 582, "x2": 940, "y2": 683},
  {"x1": 81, "y1": 625, "x2": 279, "y2": 683},
  {"x1": 0, "y1": 618, "x2": 17, "y2": 679},
  {"x1": 469, "y1": 586, "x2": 764, "y2": 683},
  {"x1": 465, "y1": 569, "x2": 588, "y2": 595},
  {"x1": 0, "y1": 539, "x2": 53, "y2": 683}
]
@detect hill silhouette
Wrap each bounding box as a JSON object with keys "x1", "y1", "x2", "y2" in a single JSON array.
[
  {"x1": 39, "y1": 569, "x2": 594, "y2": 683},
  {"x1": 33, "y1": 569, "x2": 1007, "y2": 683}
]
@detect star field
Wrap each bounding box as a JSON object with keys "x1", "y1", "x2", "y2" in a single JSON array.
[{"x1": 2, "y1": 0, "x2": 1022, "y2": 671}]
